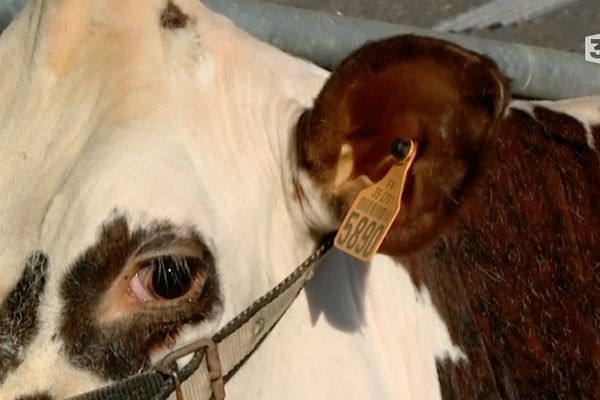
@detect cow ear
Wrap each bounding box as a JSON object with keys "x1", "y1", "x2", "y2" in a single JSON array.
[{"x1": 296, "y1": 35, "x2": 509, "y2": 255}]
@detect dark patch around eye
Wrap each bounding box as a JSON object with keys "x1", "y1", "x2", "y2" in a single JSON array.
[
  {"x1": 59, "y1": 216, "x2": 221, "y2": 381},
  {"x1": 0, "y1": 253, "x2": 48, "y2": 384},
  {"x1": 160, "y1": 1, "x2": 189, "y2": 30}
]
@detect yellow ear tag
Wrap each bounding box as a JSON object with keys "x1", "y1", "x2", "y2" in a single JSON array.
[{"x1": 334, "y1": 140, "x2": 417, "y2": 262}]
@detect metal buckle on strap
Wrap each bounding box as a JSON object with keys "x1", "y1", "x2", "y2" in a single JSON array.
[{"x1": 156, "y1": 338, "x2": 226, "y2": 400}]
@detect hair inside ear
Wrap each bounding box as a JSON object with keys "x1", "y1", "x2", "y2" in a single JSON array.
[{"x1": 297, "y1": 35, "x2": 510, "y2": 255}]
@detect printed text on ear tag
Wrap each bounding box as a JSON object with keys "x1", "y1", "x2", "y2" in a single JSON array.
[{"x1": 334, "y1": 141, "x2": 417, "y2": 262}]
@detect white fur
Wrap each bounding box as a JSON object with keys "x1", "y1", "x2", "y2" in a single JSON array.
[{"x1": 0, "y1": 1, "x2": 461, "y2": 399}]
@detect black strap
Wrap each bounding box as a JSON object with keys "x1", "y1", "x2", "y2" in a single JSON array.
[{"x1": 68, "y1": 371, "x2": 170, "y2": 400}]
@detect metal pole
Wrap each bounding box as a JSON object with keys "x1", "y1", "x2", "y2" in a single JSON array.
[
  {"x1": 1, "y1": 0, "x2": 599, "y2": 99},
  {"x1": 202, "y1": 0, "x2": 600, "y2": 100}
]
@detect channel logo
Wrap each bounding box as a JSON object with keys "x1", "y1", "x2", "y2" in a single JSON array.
[{"x1": 585, "y1": 34, "x2": 600, "y2": 64}]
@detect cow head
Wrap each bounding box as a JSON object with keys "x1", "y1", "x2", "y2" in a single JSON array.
[{"x1": 0, "y1": 0, "x2": 508, "y2": 398}]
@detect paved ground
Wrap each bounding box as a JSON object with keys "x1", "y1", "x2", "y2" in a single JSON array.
[{"x1": 260, "y1": 0, "x2": 599, "y2": 53}]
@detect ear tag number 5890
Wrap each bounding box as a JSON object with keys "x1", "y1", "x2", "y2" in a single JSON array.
[{"x1": 334, "y1": 140, "x2": 417, "y2": 262}]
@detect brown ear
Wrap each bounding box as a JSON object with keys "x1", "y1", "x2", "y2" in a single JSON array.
[{"x1": 297, "y1": 35, "x2": 510, "y2": 255}]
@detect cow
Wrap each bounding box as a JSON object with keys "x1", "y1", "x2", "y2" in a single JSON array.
[{"x1": 0, "y1": 0, "x2": 599, "y2": 399}]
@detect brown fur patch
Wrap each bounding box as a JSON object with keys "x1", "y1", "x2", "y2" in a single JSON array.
[
  {"x1": 16, "y1": 393, "x2": 53, "y2": 400},
  {"x1": 160, "y1": 1, "x2": 189, "y2": 30},
  {"x1": 593, "y1": 124, "x2": 600, "y2": 147},
  {"x1": 292, "y1": 176, "x2": 307, "y2": 207},
  {"x1": 296, "y1": 35, "x2": 510, "y2": 254},
  {"x1": 0, "y1": 253, "x2": 48, "y2": 384},
  {"x1": 407, "y1": 107, "x2": 600, "y2": 398}
]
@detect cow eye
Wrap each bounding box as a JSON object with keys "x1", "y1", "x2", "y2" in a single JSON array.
[{"x1": 130, "y1": 255, "x2": 203, "y2": 301}]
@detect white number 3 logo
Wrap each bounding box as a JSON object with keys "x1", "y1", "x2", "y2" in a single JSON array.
[{"x1": 586, "y1": 35, "x2": 600, "y2": 63}]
